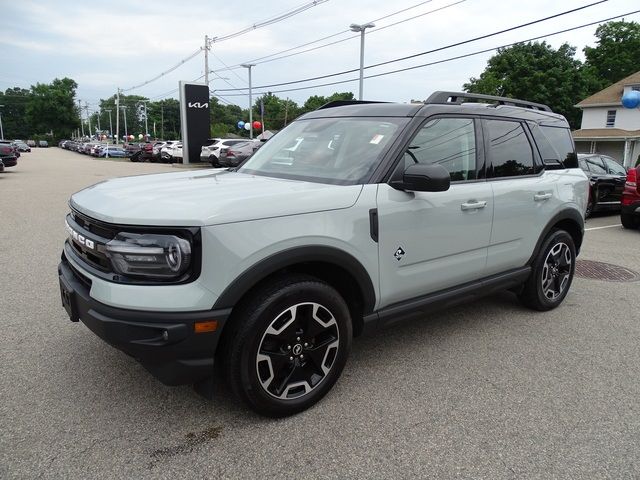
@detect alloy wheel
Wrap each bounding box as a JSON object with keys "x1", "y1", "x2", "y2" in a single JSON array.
[
  {"x1": 541, "y1": 242, "x2": 572, "y2": 300},
  {"x1": 256, "y1": 302, "x2": 340, "y2": 400}
]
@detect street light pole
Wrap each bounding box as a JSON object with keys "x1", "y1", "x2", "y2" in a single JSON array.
[
  {"x1": 120, "y1": 106, "x2": 128, "y2": 141},
  {"x1": 241, "y1": 63, "x2": 256, "y2": 139},
  {"x1": 105, "y1": 109, "x2": 113, "y2": 141},
  {"x1": 0, "y1": 105, "x2": 4, "y2": 140},
  {"x1": 349, "y1": 22, "x2": 375, "y2": 101},
  {"x1": 115, "y1": 88, "x2": 121, "y2": 144}
]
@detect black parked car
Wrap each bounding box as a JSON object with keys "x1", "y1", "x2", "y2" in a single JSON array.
[{"x1": 577, "y1": 154, "x2": 628, "y2": 217}]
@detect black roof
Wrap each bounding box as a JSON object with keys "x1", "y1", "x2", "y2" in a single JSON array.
[{"x1": 300, "y1": 91, "x2": 567, "y2": 127}]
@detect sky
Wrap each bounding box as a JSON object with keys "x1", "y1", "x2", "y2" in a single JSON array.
[{"x1": 1, "y1": 0, "x2": 639, "y2": 113}]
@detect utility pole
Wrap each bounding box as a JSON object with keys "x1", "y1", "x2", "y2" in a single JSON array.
[
  {"x1": 96, "y1": 110, "x2": 101, "y2": 134},
  {"x1": 84, "y1": 102, "x2": 92, "y2": 138},
  {"x1": 241, "y1": 63, "x2": 255, "y2": 139},
  {"x1": 105, "y1": 109, "x2": 113, "y2": 141},
  {"x1": 115, "y1": 88, "x2": 120, "y2": 144},
  {"x1": 161, "y1": 103, "x2": 164, "y2": 140},
  {"x1": 0, "y1": 105, "x2": 4, "y2": 140},
  {"x1": 78, "y1": 100, "x2": 85, "y2": 138},
  {"x1": 120, "y1": 105, "x2": 128, "y2": 141},
  {"x1": 204, "y1": 35, "x2": 210, "y2": 86}
]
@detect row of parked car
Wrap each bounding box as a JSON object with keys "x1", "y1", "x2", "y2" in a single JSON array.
[
  {"x1": 58, "y1": 137, "x2": 264, "y2": 166},
  {"x1": 0, "y1": 139, "x2": 34, "y2": 172}
]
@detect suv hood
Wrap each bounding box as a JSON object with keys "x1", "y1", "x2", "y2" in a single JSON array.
[{"x1": 70, "y1": 169, "x2": 363, "y2": 226}]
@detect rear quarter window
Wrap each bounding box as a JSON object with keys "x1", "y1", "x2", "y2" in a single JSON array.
[{"x1": 531, "y1": 124, "x2": 578, "y2": 168}]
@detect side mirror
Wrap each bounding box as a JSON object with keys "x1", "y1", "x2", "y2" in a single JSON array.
[{"x1": 395, "y1": 163, "x2": 451, "y2": 192}]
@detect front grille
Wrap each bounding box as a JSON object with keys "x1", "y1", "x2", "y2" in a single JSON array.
[
  {"x1": 66, "y1": 211, "x2": 113, "y2": 273},
  {"x1": 72, "y1": 210, "x2": 118, "y2": 240}
]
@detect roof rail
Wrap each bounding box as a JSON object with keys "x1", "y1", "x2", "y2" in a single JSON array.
[
  {"x1": 317, "y1": 100, "x2": 390, "y2": 110},
  {"x1": 426, "y1": 91, "x2": 552, "y2": 112}
]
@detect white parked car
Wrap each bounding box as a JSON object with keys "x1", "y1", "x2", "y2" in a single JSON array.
[{"x1": 160, "y1": 141, "x2": 182, "y2": 163}]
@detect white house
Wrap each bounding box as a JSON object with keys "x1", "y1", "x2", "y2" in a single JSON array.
[{"x1": 572, "y1": 70, "x2": 640, "y2": 167}]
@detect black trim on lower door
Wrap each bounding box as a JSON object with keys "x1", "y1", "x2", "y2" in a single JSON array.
[
  {"x1": 213, "y1": 245, "x2": 377, "y2": 315},
  {"x1": 372, "y1": 266, "x2": 531, "y2": 330}
]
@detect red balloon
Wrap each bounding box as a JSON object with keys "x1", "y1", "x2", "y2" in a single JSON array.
[{"x1": 252, "y1": 121, "x2": 262, "y2": 130}]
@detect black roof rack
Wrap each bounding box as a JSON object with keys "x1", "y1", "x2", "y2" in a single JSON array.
[
  {"x1": 317, "y1": 100, "x2": 390, "y2": 110},
  {"x1": 426, "y1": 91, "x2": 552, "y2": 112}
]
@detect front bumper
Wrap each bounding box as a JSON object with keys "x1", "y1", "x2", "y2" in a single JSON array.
[
  {"x1": 58, "y1": 255, "x2": 231, "y2": 385},
  {"x1": 1, "y1": 156, "x2": 17, "y2": 167}
]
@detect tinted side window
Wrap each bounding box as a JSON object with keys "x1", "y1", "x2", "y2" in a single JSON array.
[
  {"x1": 486, "y1": 120, "x2": 535, "y2": 177},
  {"x1": 584, "y1": 156, "x2": 607, "y2": 174},
  {"x1": 532, "y1": 125, "x2": 578, "y2": 168},
  {"x1": 405, "y1": 118, "x2": 477, "y2": 181},
  {"x1": 603, "y1": 157, "x2": 626, "y2": 175}
]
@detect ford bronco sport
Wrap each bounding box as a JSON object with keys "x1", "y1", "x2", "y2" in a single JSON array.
[{"x1": 58, "y1": 92, "x2": 588, "y2": 417}]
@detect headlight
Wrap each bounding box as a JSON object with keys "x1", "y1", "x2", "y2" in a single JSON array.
[{"x1": 105, "y1": 233, "x2": 191, "y2": 280}]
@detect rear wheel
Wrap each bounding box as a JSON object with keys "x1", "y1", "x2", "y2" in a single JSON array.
[
  {"x1": 224, "y1": 275, "x2": 352, "y2": 417},
  {"x1": 621, "y1": 212, "x2": 638, "y2": 229},
  {"x1": 519, "y1": 229, "x2": 576, "y2": 311}
]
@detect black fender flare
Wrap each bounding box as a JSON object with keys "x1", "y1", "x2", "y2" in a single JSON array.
[
  {"x1": 527, "y1": 208, "x2": 584, "y2": 265},
  {"x1": 212, "y1": 245, "x2": 376, "y2": 314}
]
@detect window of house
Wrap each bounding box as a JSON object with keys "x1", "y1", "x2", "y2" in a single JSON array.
[
  {"x1": 485, "y1": 120, "x2": 535, "y2": 178},
  {"x1": 606, "y1": 110, "x2": 616, "y2": 128}
]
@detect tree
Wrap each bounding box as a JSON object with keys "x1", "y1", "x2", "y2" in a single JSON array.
[
  {"x1": 0, "y1": 88, "x2": 31, "y2": 139},
  {"x1": 584, "y1": 20, "x2": 640, "y2": 88},
  {"x1": 25, "y1": 78, "x2": 80, "y2": 139},
  {"x1": 299, "y1": 91, "x2": 354, "y2": 115},
  {"x1": 464, "y1": 42, "x2": 589, "y2": 128}
]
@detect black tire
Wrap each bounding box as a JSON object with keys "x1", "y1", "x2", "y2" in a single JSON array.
[
  {"x1": 585, "y1": 200, "x2": 594, "y2": 218},
  {"x1": 223, "y1": 274, "x2": 352, "y2": 417},
  {"x1": 519, "y1": 229, "x2": 576, "y2": 311},
  {"x1": 621, "y1": 212, "x2": 638, "y2": 229}
]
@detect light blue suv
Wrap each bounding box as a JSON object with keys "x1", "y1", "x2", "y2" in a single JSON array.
[{"x1": 59, "y1": 92, "x2": 588, "y2": 416}]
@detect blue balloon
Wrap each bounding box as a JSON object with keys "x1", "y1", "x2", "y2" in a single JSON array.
[
  {"x1": 237, "y1": 120, "x2": 245, "y2": 129},
  {"x1": 621, "y1": 90, "x2": 640, "y2": 109}
]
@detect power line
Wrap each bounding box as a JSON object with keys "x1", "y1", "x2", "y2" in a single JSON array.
[
  {"x1": 210, "y1": 0, "x2": 329, "y2": 43},
  {"x1": 121, "y1": 1, "x2": 328, "y2": 94},
  {"x1": 122, "y1": 48, "x2": 202, "y2": 93},
  {"x1": 218, "y1": 9, "x2": 639, "y2": 97},
  {"x1": 215, "y1": 0, "x2": 608, "y2": 93},
  {"x1": 221, "y1": 0, "x2": 439, "y2": 68}
]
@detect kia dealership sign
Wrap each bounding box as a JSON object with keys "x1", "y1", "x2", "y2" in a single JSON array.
[{"x1": 179, "y1": 81, "x2": 210, "y2": 164}]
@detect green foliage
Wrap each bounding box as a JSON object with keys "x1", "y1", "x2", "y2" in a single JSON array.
[
  {"x1": 464, "y1": 42, "x2": 590, "y2": 128},
  {"x1": 25, "y1": 78, "x2": 80, "y2": 140},
  {"x1": 0, "y1": 87, "x2": 31, "y2": 139},
  {"x1": 584, "y1": 21, "x2": 640, "y2": 88}
]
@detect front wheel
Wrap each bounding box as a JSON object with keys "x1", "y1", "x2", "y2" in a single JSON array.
[
  {"x1": 224, "y1": 275, "x2": 352, "y2": 417},
  {"x1": 519, "y1": 229, "x2": 576, "y2": 311}
]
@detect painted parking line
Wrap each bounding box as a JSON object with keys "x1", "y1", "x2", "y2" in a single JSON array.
[{"x1": 585, "y1": 224, "x2": 622, "y2": 231}]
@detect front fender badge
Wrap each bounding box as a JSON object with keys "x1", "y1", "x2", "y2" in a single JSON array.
[{"x1": 394, "y1": 247, "x2": 405, "y2": 261}]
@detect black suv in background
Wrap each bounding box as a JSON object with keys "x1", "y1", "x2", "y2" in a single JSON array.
[{"x1": 578, "y1": 153, "x2": 627, "y2": 217}]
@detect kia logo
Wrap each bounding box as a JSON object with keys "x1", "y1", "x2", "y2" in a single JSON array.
[{"x1": 188, "y1": 102, "x2": 209, "y2": 108}]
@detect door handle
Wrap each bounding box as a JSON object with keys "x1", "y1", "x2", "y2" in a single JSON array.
[
  {"x1": 461, "y1": 200, "x2": 487, "y2": 211},
  {"x1": 534, "y1": 192, "x2": 553, "y2": 201}
]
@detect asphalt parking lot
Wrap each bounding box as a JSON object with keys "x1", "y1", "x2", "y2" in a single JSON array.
[{"x1": 1, "y1": 148, "x2": 639, "y2": 479}]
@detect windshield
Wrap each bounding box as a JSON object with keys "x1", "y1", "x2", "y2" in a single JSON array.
[{"x1": 238, "y1": 117, "x2": 408, "y2": 184}]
